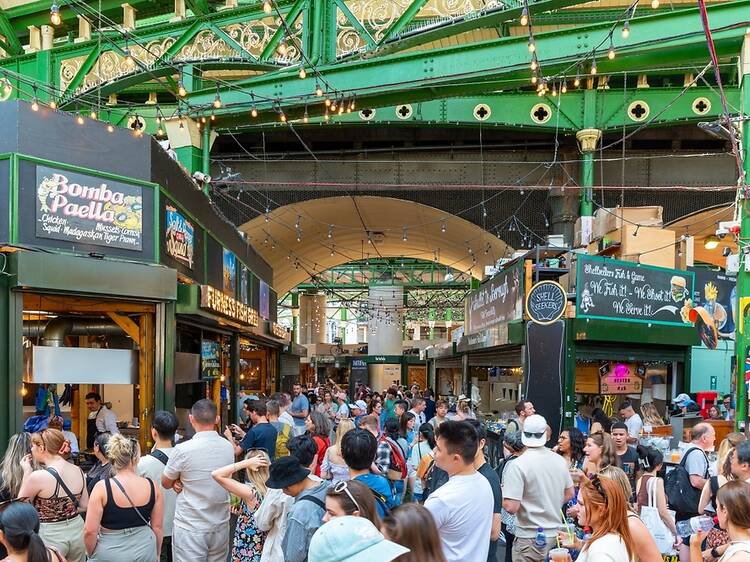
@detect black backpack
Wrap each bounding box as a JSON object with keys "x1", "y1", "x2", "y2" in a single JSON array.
[
  {"x1": 665, "y1": 447, "x2": 708, "y2": 517},
  {"x1": 148, "y1": 450, "x2": 169, "y2": 466}
]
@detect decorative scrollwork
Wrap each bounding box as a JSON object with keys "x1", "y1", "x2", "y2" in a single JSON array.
[
  {"x1": 176, "y1": 30, "x2": 234, "y2": 60},
  {"x1": 337, "y1": 7, "x2": 367, "y2": 55},
  {"x1": 223, "y1": 16, "x2": 278, "y2": 59}
]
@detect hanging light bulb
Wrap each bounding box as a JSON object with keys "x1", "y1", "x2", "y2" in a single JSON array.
[
  {"x1": 263, "y1": 0, "x2": 272, "y2": 13},
  {"x1": 210, "y1": 111, "x2": 216, "y2": 121},
  {"x1": 90, "y1": 109, "x2": 97, "y2": 119},
  {"x1": 561, "y1": 82, "x2": 567, "y2": 94},
  {"x1": 527, "y1": 35, "x2": 536, "y2": 53},
  {"x1": 303, "y1": 106, "x2": 309, "y2": 123},
  {"x1": 330, "y1": 99, "x2": 337, "y2": 112},
  {"x1": 157, "y1": 126, "x2": 164, "y2": 136},
  {"x1": 551, "y1": 83, "x2": 557, "y2": 96},
  {"x1": 31, "y1": 97, "x2": 39, "y2": 111},
  {"x1": 324, "y1": 97, "x2": 331, "y2": 107},
  {"x1": 324, "y1": 108, "x2": 329, "y2": 121},
  {"x1": 49, "y1": 99, "x2": 57, "y2": 109},
  {"x1": 251, "y1": 104, "x2": 258, "y2": 118},
  {"x1": 441, "y1": 221, "x2": 447, "y2": 233},
  {"x1": 213, "y1": 91, "x2": 222, "y2": 109},
  {"x1": 107, "y1": 123, "x2": 114, "y2": 132},
  {"x1": 590, "y1": 54, "x2": 598, "y2": 75},
  {"x1": 280, "y1": 111, "x2": 286, "y2": 123},
  {"x1": 651, "y1": 0, "x2": 659, "y2": 8},
  {"x1": 315, "y1": 83, "x2": 323, "y2": 97},
  {"x1": 177, "y1": 81, "x2": 187, "y2": 97},
  {"x1": 298, "y1": 65, "x2": 306, "y2": 79},
  {"x1": 531, "y1": 73, "x2": 538, "y2": 85},
  {"x1": 530, "y1": 55, "x2": 538, "y2": 71},
  {"x1": 574, "y1": 72, "x2": 581, "y2": 88},
  {"x1": 622, "y1": 20, "x2": 630, "y2": 39},
  {"x1": 277, "y1": 39, "x2": 288, "y2": 56},
  {"x1": 520, "y1": 5, "x2": 529, "y2": 26},
  {"x1": 330, "y1": 245, "x2": 335, "y2": 256},
  {"x1": 2, "y1": 79, "x2": 11, "y2": 96},
  {"x1": 155, "y1": 114, "x2": 162, "y2": 124},
  {"x1": 328, "y1": 225, "x2": 333, "y2": 238},
  {"x1": 76, "y1": 113, "x2": 84, "y2": 125},
  {"x1": 200, "y1": 115, "x2": 207, "y2": 124},
  {"x1": 608, "y1": 40, "x2": 616, "y2": 60},
  {"x1": 350, "y1": 96, "x2": 356, "y2": 111},
  {"x1": 338, "y1": 104, "x2": 344, "y2": 115},
  {"x1": 402, "y1": 227, "x2": 408, "y2": 242},
  {"x1": 50, "y1": 2, "x2": 61, "y2": 25}
]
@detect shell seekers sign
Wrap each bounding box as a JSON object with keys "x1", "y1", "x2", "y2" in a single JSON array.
[{"x1": 36, "y1": 167, "x2": 143, "y2": 251}]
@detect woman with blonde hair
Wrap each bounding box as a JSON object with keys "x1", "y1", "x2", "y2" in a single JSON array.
[
  {"x1": 0, "y1": 433, "x2": 32, "y2": 502},
  {"x1": 640, "y1": 403, "x2": 665, "y2": 427},
  {"x1": 84, "y1": 434, "x2": 163, "y2": 562},
  {"x1": 212, "y1": 449, "x2": 271, "y2": 561},
  {"x1": 692, "y1": 480, "x2": 750, "y2": 561},
  {"x1": 18, "y1": 429, "x2": 87, "y2": 562},
  {"x1": 321, "y1": 418, "x2": 355, "y2": 484},
  {"x1": 381, "y1": 503, "x2": 446, "y2": 562}
]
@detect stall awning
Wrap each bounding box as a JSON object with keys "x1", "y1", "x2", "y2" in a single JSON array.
[
  {"x1": 575, "y1": 342, "x2": 689, "y2": 363},
  {"x1": 468, "y1": 346, "x2": 523, "y2": 367},
  {"x1": 435, "y1": 357, "x2": 463, "y2": 369}
]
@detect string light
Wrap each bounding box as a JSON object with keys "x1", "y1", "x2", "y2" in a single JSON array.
[
  {"x1": 441, "y1": 221, "x2": 447, "y2": 233},
  {"x1": 298, "y1": 65, "x2": 306, "y2": 79},
  {"x1": 50, "y1": 2, "x2": 61, "y2": 25},
  {"x1": 328, "y1": 225, "x2": 333, "y2": 238},
  {"x1": 263, "y1": 0, "x2": 272, "y2": 13},
  {"x1": 213, "y1": 89, "x2": 222, "y2": 109},
  {"x1": 251, "y1": 104, "x2": 258, "y2": 118},
  {"x1": 280, "y1": 111, "x2": 287, "y2": 123},
  {"x1": 530, "y1": 54, "x2": 538, "y2": 71},
  {"x1": 574, "y1": 66, "x2": 581, "y2": 87},
  {"x1": 49, "y1": 99, "x2": 57, "y2": 109},
  {"x1": 330, "y1": 246, "x2": 335, "y2": 256},
  {"x1": 107, "y1": 123, "x2": 114, "y2": 133},
  {"x1": 90, "y1": 109, "x2": 97, "y2": 119},
  {"x1": 157, "y1": 126, "x2": 164, "y2": 136},
  {"x1": 303, "y1": 106, "x2": 309, "y2": 123},
  {"x1": 531, "y1": 73, "x2": 538, "y2": 85},
  {"x1": 315, "y1": 83, "x2": 323, "y2": 97},
  {"x1": 177, "y1": 81, "x2": 187, "y2": 97},
  {"x1": 651, "y1": 0, "x2": 659, "y2": 8},
  {"x1": 622, "y1": 20, "x2": 630, "y2": 39},
  {"x1": 402, "y1": 227, "x2": 408, "y2": 242},
  {"x1": 527, "y1": 35, "x2": 536, "y2": 53},
  {"x1": 324, "y1": 97, "x2": 332, "y2": 107},
  {"x1": 591, "y1": 54, "x2": 598, "y2": 75},
  {"x1": 76, "y1": 113, "x2": 84, "y2": 125},
  {"x1": 520, "y1": 5, "x2": 529, "y2": 26},
  {"x1": 31, "y1": 97, "x2": 39, "y2": 111},
  {"x1": 349, "y1": 96, "x2": 356, "y2": 111},
  {"x1": 551, "y1": 83, "x2": 557, "y2": 96},
  {"x1": 608, "y1": 38, "x2": 616, "y2": 60},
  {"x1": 561, "y1": 82, "x2": 567, "y2": 94},
  {"x1": 210, "y1": 111, "x2": 216, "y2": 122},
  {"x1": 2, "y1": 79, "x2": 11, "y2": 96},
  {"x1": 324, "y1": 108, "x2": 329, "y2": 121},
  {"x1": 201, "y1": 115, "x2": 207, "y2": 124},
  {"x1": 330, "y1": 99, "x2": 337, "y2": 112}
]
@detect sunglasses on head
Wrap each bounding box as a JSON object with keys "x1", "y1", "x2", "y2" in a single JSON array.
[
  {"x1": 333, "y1": 481, "x2": 361, "y2": 513},
  {"x1": 523, "y1": 432, "x2": 544, "y2": 439},
  {"x1": 590, "y1": 474, "x2": 608, "y2": 505}
]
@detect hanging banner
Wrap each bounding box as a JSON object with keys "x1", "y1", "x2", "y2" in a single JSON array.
[
  {"x1": 164, "y1": 205, "x2": 194, "y2": 269},
  {"x1": 259, "y1": 280, "x2": 271, "y2": 320},
  {"x1": 35, "y1": 166, "x2": 143, "y2": 251},
  {"x1": 465, "y1": 262, "x2": 523, "y2": 334},
  {"x1": 222, "y1": 249, "x2": 236, "y2": 295},
  {"x1": 576, "y1": 255, "x2": 694, "y2": 326}
]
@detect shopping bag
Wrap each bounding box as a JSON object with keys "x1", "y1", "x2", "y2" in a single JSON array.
[{"x1": 641, "y1": 477, "x2": 676, "y2": 555}]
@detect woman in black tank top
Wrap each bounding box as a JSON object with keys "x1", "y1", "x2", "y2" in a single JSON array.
[{"x1": 84, "y1": 435, "x2": 163, "y2": 562}]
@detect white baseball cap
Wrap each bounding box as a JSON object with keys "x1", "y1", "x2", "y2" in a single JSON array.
[{"x1": 521, "y1": 414, "x2": 548, "y2": 447}]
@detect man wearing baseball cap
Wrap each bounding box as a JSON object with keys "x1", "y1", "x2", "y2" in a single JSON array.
[
  {"x1": 348, "y1": 400, "x2": 367, "y2": 426},
  {"x1": 501, "y1": 414, "x2": 574, "y2": 562}
]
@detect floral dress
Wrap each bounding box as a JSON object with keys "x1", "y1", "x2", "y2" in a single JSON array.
[{"x1": 232, "y1": 485, "x2": 267, "y2": 562}]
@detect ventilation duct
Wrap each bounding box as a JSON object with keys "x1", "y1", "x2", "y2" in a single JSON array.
[{"x1": 23, "y1": 318, "x2": 125, "y2": 346}]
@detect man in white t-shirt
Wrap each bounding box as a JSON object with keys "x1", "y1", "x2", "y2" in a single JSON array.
[
  {"x1": 137, "y1": 410, "x2": 179, "y2": 562},
  {"x1": 502, "y1": 414, "x2": 574, "y2": 562},
  {"x1": 424, "y1": 420, "x2": 493, "y2": 562},
  {"x1": 619, "y1": 400, "x2": 643, "y2": 443}
]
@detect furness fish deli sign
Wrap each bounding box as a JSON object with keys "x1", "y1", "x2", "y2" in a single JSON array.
[{"x1": 36, "y1": 167, "x2": 143, "y2": 251}]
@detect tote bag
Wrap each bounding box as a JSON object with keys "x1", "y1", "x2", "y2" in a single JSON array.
[{"x1": 641, "y1": 477, "x2": 676, "y2": 555}]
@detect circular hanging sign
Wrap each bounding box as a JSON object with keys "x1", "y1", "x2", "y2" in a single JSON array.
[{"x1": 525, "y1": 281, "x2": 567, "y2": 325}]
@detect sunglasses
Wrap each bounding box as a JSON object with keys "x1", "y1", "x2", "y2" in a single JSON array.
[
  {"x1": 523, "y1": 432, "x2": 545, "y2": 439},
  {"x1": 590, "y1": 475, "x2": 608, "y2": 505},
  {"x1": 333, "y1": 481, "x2": 361, "y2": 513}
]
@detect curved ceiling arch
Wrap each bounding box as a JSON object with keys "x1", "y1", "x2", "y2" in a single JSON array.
[{"x1": 239, "y1": 196, "x2": 513, "y2": 294}]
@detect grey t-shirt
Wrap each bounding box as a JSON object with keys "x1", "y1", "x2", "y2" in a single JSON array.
[
  {"x1": 502, "y1": 446, "x2": 574, "y2": 538},
  {"x1": 683, "y1": 445, "x2": 709, "y2": 484},
  {"x1": 281, "y1": 480, "x2": 331, "y2": 562}
]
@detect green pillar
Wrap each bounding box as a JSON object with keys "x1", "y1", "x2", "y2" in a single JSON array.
[
  {"x1": 576, "y1": 89, "x2": 601, "y2": 246},
  {"x1": 428, "y1": 308, "x2": 436, "y2": 340},
  {"x1": 291, "y1": 292, "x2": 300, "y2": 345},
  {"x1": 202, "y1": 123, "x2": 211, "y2": 177},
  {"x1": 736, "y1": 31, "x2": 750, "y2": 428}
]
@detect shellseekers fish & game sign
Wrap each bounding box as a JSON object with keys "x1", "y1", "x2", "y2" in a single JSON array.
[{"x1": 35, "y1": 166, "x2": 143, "y2": 251}]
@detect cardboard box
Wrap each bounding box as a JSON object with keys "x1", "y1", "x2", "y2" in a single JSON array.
[
  {"x1": 620, "y1": 224, "x2": 676, "y2": 268},
  {"x1": 593, "y1": 206, "x2": 663, "y2": 240}
]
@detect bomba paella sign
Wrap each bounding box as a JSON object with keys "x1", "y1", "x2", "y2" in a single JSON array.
[
  {"x1": 165, "y1": 205, "x2": 194, "y2": 269},
  {"x1": 35, "y1": 166, "x2": 143, "y2": 251}
]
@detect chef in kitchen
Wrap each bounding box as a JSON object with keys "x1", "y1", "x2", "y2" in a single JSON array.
[{"x1": 85, "y1": 391, "x2": 119, "y2": 449}]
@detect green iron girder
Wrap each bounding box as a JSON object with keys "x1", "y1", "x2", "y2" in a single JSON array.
[
  {"x1": 182, "y1": 0, "x2": 750, "y2": 125},
  {"x1": 214, "y1": 86, "x2": 741, "y2": 133},
  {"x1": 0, "y1": 9, "x2": 23, "y2": 56}
]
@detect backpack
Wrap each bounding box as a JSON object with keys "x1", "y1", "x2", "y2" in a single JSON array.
[
  {"x1": 380, "y1": 437, "x2": 408, "y2": 481},
  {"x1": 148, "y1": 450, "x2": 169, "y2": 466},
  {"x1": 275, "y1": 423, "x2": 291, "y2": 459},
  {"x1": 665, "y1": 447, "x2": 708, "y2": 517}
]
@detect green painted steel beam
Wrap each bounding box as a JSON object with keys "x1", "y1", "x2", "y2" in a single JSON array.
[
  {"x1": 186, "y1": 0, "x2": 210, "y2": 17},
  {"x1": 0, "y1": 9, "x2": 23, "y2": 56},
  {"x1": 220, "y1": 86, "x2": 738, "y2": 133},
  {"x1": 184, "y1": 0, "x2": 749, "y2": 124}
]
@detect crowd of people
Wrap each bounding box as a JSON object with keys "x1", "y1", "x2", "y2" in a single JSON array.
[{"x1": 1, "y1": 384, "x2": 750, "y2": 562}]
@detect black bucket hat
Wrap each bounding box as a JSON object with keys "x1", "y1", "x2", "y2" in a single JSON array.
[{"x1": 267, "y1": 456, "x2": 310, "y2": 489}]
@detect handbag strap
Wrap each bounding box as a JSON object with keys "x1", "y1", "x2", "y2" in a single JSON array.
[
  {"x1": 647, "y1": 475, "x2": 658, "y2": 508},
  {"x1": 45, "y1": 467, "x2": 80, "y2": 509},
  {"x1": 110, "y1": 477, "x2": 152, "y2": 527}
]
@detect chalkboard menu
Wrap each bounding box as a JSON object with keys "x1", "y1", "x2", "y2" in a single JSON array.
[
  {"x1": 576, "y1": 255, "x2": 694, "y2": 326},
  {"x1": 526, "y1": 281, "x2": 567, "y2": 324},
  {"x1": 201, "y1": 339, "x2": 222, "y2": 380},
  {"x1": 466, "y1": 262, "x2": 523, "y2": 334}
]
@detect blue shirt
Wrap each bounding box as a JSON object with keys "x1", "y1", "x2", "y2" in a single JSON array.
[
  {"x1": 291, "y1": 394, "x2": 310, "y2": 427},
  {"x1": 239, "y1": 422, "x2": 278, "y2": 460},
  {"x1": 354, "y1": 473, "x2": 397, "y2": 517}
]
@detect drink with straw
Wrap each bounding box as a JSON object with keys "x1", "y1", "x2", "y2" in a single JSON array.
[{"x1": 549, "y1": 548, "x2": 570, "y2": 561}]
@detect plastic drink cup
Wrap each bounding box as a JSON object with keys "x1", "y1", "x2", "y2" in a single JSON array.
[
  {"x1": 671, "y1": 449, "x2": 680, "y2": 462},
  {"x1": 549, "y1": 547, "x2": 570, "y2": 561}
]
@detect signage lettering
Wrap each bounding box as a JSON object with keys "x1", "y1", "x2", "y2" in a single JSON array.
[
  {"x1": 201, "y1": 339, "x2": 221, "y2": 380},
  {"x1": 200, "y1": 285, "x2": 258, "y2": 326},
  {"x1": 576, "y1": 255, "x2": 694, "y2": 325},
  {"x1": 526, "y1": 281, "x2": 567, "y2": 325},
  {"x1": 599, "y1": 362, "x2": 643, "y2": 394},
  {"x1": 35, "y1": 166, "x2": 143, "y2": 251},
  {"x1": 270, "y1": 322, "x2": 289, "y2": 340},
  {"x1": 165, "y1": 205, "x2": 194, "y2": 269},
  {"x1": 466, "y1": 263, "x2": 523, "y2": 334}
]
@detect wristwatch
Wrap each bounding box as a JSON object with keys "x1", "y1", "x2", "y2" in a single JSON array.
[{"x1": 711, "y1": 547, "x2": 721, "y2": 559}]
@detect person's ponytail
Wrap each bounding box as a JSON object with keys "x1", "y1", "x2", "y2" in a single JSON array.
[{"x1": 26, "y1": 531, "x2": 49, "y2": 562}]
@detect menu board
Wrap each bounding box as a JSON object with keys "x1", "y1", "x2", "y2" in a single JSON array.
[
  {"x1": 36, "y1": 166, "x2": 143, "y2": 251},
  {"x1": 201, "y1": 340, "x2": 222, "y2": 380},
  {"x1": 466, "y1": 262, "x2": 523, "y2": 334},
  {"x1": 576, "y1": 255, "x2": 694, "y2": 326}
]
